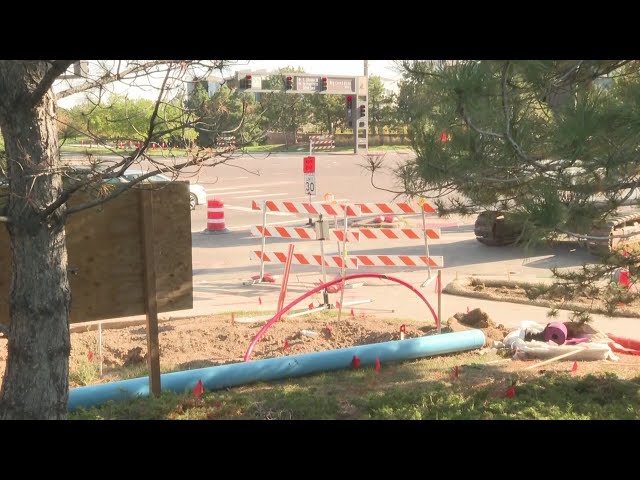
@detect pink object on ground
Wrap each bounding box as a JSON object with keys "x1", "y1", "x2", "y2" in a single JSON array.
[{"x1": 544, "y1": 322, "x2": 568, "y2": 345}]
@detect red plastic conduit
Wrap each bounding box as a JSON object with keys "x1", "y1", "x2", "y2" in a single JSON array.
[{"x1": 244, "y1": 273, "x2": 439, "y2": 361}]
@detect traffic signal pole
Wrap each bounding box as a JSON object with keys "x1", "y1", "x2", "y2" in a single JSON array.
[
  {"x1": 354, "y1": 75, "x2": 369, "y2": 154},
  {"x1": 232, "y1": 71, "x2": 367, "y2": 153}
]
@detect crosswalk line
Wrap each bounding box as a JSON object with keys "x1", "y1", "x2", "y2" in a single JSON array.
[
  {"x1": 202, "y1": 181, "x2": 295, "y2": 191},
  {"x1": 232, "y1": 192, "x2": 288, "y2": 199},
  {"x1": 205, "y1": 189, "x2": 261, "y2": 194}
]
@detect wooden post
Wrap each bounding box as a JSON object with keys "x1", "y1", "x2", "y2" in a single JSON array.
[
  {"x1": 437, "y1": 270, "x2": 442, "y2": 334},
  {"x1": 140, "y1": 188, "x2": 161, "y2": 397}
]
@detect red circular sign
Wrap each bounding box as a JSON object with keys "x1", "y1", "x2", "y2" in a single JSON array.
[{"x1": 303, "y1": 156, "x2": 315, "y2": 173}]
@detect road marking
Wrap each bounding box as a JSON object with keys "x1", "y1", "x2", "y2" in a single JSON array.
[
  {"x1": 205, "y1": 189, "x2": 261, "y2": 194},
  {"x1": 288, "y1": 196, "x2": 350, "y2": 202},
  {"x1": 233, "y1": 192, "x2": 289, "y2": 199},
  {"x1": 203, "y1": 181, "x2": 295, "y2": 191}
]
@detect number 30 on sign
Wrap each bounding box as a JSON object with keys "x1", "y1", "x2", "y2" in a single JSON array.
[{"x1": 304, "y1": 173, "x2": 316, "y2": 196}]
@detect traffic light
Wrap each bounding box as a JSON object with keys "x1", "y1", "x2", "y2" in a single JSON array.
[
  {"x1": 321, "y1": 77, "x2": 328, "y2": 91},
  {"x1": 245, "y1": 75, "x2": 252, "y2": 89},
  {"x1": 285, "y1": 76, "x2": 293, "y2": 90},
  {"x1": 346, "y1": 96, "x2": 353, "y2": 127},
  {"x1": 359, "y1": 104, "x2": 366, "y2": 118}
]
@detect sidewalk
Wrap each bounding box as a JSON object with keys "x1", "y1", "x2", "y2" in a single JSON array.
[{"x1": 72, "y1": 270, "x2": 640, "y2": 340}]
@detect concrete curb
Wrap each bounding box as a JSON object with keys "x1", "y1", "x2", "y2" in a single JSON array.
[{"x1": 443, "y1": 277, "x2": 640, "y2": 319}]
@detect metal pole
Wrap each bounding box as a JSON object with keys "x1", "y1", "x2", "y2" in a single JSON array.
[
  {"x1": 258, "y1": 201, "x2": 267, "y2": 282},
  {"x1": 318, "y1": 215, "x2": 329, "y2": 306},
  {"x1": 287, "y1": 304, "x2": 330, "y2": 319},
  {"x1": 364, "y1": 60, "x2": 368, "y2": 77},
  {"x1": 354, "y1": 78, "x2": 359, "y2": 154},
  {"x1": 336, "y1": 209, "x2": 349, "y2": 320},
  {"x1": 307, "y1": 147, "x2": 313, "y2": 226},
  {"x1": 437, "y1": 270, "x2": 442, "y2": 334},
  {"x1": 420, "y1": 208, "x2": 432, "y2": 287}
]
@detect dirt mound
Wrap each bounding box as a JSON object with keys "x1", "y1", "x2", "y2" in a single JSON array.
[
  {"x1": 455, "y1": 308, "x2": 490, "y2": 328},
  {"x1": 123, "y1": 347, "x2": 145, "y2": 367},
  {"x1": 448, "y1": 308, "x2": 509, "y2": 345}
]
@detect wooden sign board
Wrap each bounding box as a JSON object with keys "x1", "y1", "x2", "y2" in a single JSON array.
[{"x1": 0, "y1": 183, "x2": 193, "y2": 325}]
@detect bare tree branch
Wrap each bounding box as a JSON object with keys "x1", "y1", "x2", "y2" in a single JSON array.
[
  {"x1": 553, "y1": 60, "x2": 584, "y2": 86},
  {"x1": 65, "y1": 153, "x2": 227, "y2": 215},
  {"x1": 30, "y1": 61, "x2": 75, "y2": 106},
  {"x1": 56, "y1": 60, "x2": 231, "y2": 101},
  {"x1": 55, "y1": 60, "x2": 168, "y2": 100}
]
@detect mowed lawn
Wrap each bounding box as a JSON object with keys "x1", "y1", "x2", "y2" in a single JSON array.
[{"x1": 70, "y1": 350, "x2": 640, "y2": 420}]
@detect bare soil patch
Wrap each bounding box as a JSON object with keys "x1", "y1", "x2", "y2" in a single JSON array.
[
  {"x1": 0, "y1": 311, "x2": 440, "y2": 388},
  {"x1": 445, "y1": 308, "x2": 510, "y2": 345},
  {"x1": 2, "y1": 308, "x2": 638, "y2": 392}
]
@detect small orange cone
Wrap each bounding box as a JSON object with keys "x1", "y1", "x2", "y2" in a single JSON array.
[{"x1": 571, "y1": 361, "x2": 578, "y2": 375}]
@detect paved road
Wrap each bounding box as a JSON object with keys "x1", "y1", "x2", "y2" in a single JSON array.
[
  {"x1": 186, "y1": 152, "x2": 410, "y2": 232},
  {"x1": 66, "y1": 151, "x2": 640, "y2": 339}
]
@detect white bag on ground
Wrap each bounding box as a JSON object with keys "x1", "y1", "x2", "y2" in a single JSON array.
[{"x1": 504, "y1": 321, "x2": 618, "y2": 361}]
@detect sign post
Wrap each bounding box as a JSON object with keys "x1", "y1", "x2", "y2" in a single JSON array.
[{"x1": 303, "y1": 156, "x2": 316, "y2": 225}]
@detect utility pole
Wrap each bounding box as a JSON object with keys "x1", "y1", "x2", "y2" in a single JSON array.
[
  {"x1": 354, "y1": 61, "x2": 370, "y2": 154},
  {"x1": 351, "y1": 60, "x2": 369, "y2": 154}
]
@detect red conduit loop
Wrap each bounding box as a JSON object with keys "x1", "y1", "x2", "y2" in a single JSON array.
[{"x1": 243, "y1": 273, "x2": 439, "y2": 361}]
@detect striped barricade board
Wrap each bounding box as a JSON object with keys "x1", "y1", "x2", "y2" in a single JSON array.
[
  {"x1": 353, "y1": 202, "x2": 437, "y2": 215},
  {"x1": 309, "y1": 135, "x2": 335, "y2": 150},
  {"x1": 334, "y1": 228, "x2": 441, "y2": 241},
  {"x1": 250, "y1": 225, "x2": 360, "y2": 242},
  {"x1": 252, "y1": 200, "x2": 360, "y2": 217},
  {"x1": 250, "y1": 225, "x2": 315, "y2": 240},
  {"x1": 353, "y1": 255, "x2": 443, "y2": 268},
  {"x1": 254, "y1": 251, "x2": 358, "y2": 269}
]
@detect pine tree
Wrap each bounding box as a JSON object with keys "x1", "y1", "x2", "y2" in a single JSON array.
[{"x1": 388, "y1": 60, "x2": 640, "y2": 320}]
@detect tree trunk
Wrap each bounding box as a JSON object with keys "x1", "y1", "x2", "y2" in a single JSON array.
[{"x1": 0, "y1": 62, "x2": 71, "y2": 419}]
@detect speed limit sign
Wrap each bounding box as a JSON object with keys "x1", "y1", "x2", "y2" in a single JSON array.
[{"x1": 304, "y1": 173, "x2": 316, "y2": 196}]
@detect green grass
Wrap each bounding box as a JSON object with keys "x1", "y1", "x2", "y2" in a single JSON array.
[
  {"x1": 60, "y1": 145, "x2": 192, "y2": 156},
  {"x1": 366, "y1": 145, "x2": 411, "y2": 151},
  {"x1": 69, "y1": 352, "x2": 640, "y2": 420},
  {"x1": 239, "y1": 144, "x2": 411, "y2": 153},
  {"x1": 60, "y1": 143, "x2": 411, "y2": 156},
  {"x1": 69, "y1": 358, "x2": 100, "y2": 386}
]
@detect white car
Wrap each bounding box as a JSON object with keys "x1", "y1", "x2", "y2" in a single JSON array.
[{"x1": 123, "y1": 170, "x2": 207, "y2": 210}]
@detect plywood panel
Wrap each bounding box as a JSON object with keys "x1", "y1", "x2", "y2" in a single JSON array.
[{"x1": 0, "y1": 182, "x2": 193, "y2": 325}]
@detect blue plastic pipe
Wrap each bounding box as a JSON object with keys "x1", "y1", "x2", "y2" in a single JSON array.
[{"x1": 68, "y1": 329, "x2": 485, "y2": 411}]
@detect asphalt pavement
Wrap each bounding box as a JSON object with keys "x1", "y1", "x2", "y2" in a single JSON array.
[{"x1": 65, "y1": 151, "x2": 640, "y2": 340}]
